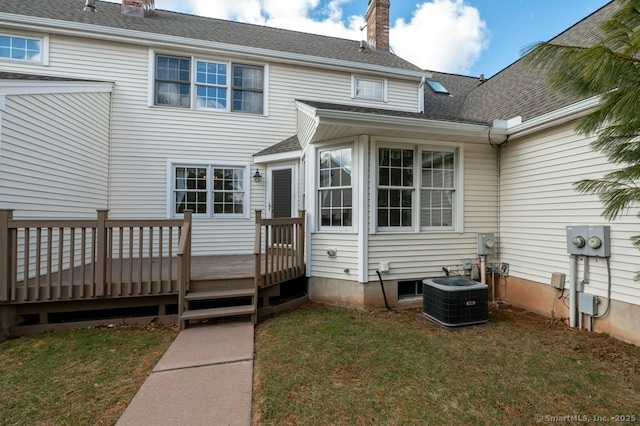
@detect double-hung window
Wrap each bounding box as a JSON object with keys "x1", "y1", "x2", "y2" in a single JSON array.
[
  {"x1": 0, "y1": 34, "x2": 44, "y2": 63},
  {"x1": 421, "y1": 150, "x2": 455, "y2": 228},
  {"x1": 196, "y1": 60, "x2": 228, "y2": 110},
  {"x1": 155, "y1": 54, "x2": 264, "y2": 114},
  {"x1": 173, "y1": 165, "x2": 248, "y2": 218},
  {"x1": 376, "y1": 145, "x2": 460, "y2": 231},
  {"x1": 377, "y1": 148, "x2": 414, "y2": 228},
  {"x1": 156, "y1": 56, "x2": 191, "y2": 108},
  {"x1": 318, "y1": 147, "x2": 353, "y2": 228},
  {"x1": 232, "y1": 64, "x2": 264, "y2": 114}
]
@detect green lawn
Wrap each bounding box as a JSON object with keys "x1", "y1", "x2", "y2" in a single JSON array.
[
  {"x1": 252, "y1": 304, "x2": 640, "y2": 425},
  {"x1": 0, "y1": 323, "x2": 177, "y2": 426},
  {"x1": 2, "y1": 304, "x2": 639, "y2": 425}
]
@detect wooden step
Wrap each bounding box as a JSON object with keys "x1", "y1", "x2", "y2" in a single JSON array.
[
  {"x1": 180, "y1": 305, "x2": 256, "y2": 321},
  {"x1": 185, "y1": 288, "x2": 255, "y2": 301}
]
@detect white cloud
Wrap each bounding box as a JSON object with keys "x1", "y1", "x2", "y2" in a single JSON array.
[
  {"x1": 101, "y1": 0, "x2": 488, "y2": 74},
  {"x1": 391, "y1": 0, "x2": 487, "y2": 73}
]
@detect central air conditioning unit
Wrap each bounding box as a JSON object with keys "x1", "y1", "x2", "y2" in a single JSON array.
[{"x1": 422, "y1": 276, "x2": 488, "y2": 327}]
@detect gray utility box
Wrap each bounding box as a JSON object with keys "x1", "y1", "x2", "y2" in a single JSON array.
[
  {"x1": 477, "y1": 233, "x2": 495, "y2": 256},
  {"x1": 578, "y1": 292, "x2": 599, "y2": 316},
  {"x1": 566, "y1": 225, "x2": 610, "y2": 257}
]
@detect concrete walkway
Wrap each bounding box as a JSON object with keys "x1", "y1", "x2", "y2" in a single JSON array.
[{"x1": 117, "y1": 321, "x2": 254, "y2": 426}]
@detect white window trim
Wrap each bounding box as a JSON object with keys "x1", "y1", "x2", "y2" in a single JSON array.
[
  {"x1": 351, "y1": 74, "x2": 388, "y2": 102},
  {"x1": 166, "y1": 160, "x2": 251, "y2": 219},
  {"x1": 0, "y1": 32, "x2": 49, "y2": 66},
  {"x1": 370, "y1": 138, "x2": 464, "y2": 234},
  {"x1": 316, "y1": 141, "x2": 357, "y2": 233},
  {"x1": 375, "y1": 143, "x2": 417, "y2": 232},
  {"x1": 194, "y1": 58, "x2": 230, "y2": 112},
  {"x1": 149, "y1": 49, "x2": 268, "y2": 116},
  {"x1": 418, "y1": 145, "x2": 460, "y2": 232}
]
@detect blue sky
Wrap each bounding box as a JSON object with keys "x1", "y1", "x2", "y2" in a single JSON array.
[{"x1": 106, "y1": 0, "x2": 611, "y2": 77}]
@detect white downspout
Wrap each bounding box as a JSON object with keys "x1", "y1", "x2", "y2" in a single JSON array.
[{"x1": 569, "y1": 254, "x2": 578, "y2": 327}]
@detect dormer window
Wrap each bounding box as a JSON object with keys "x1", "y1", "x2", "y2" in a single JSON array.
[
  {"x1": 427, "y1": 80, "x2": 449, "y2": 95},
  {"x1": 352, "y1": 75, "x2": 387, "y2": 102}
]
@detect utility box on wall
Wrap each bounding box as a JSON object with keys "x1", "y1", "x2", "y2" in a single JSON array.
[
  {"x1": 578, "y1": 292, "x2": 599, "y2": 316},
  {"x1": 566, "y1": 225, "x2": 610, "y2": 257},
  {"x1": 566, "y1": 225, "x2": 589, "y2": 256},
  {"x1": 477, "y1": 233, "x2": 495, "y2": 256},
  {"x1": 587, "y1": 225, "x2": 610, "y2": 257}
]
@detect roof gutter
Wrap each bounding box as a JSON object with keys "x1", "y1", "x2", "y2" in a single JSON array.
[
  {"x1": 298, "y1": 101, "x2": 491, "y2": 139},
  {"x1": 0, "y1": 13, "x2": 427, "y2": 80},
  {"x1": 506, "y1": 95, "x2": 600, "y2": 139}
]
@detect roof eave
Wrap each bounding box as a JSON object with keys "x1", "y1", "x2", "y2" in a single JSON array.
[
  {"x1": 506, "y1": 96, "x2": 600, "y2": 139},
  {"x1": 0, "y1": 13, "x2": 428, "y2": 80},
  {"x1": 297, "y1": 101, "x2": 492, "y2": 143}
]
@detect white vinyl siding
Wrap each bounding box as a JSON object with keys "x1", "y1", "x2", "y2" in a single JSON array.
[
  {"x1": 0, "y1": 34, "x2": 420, "y2": 256},
  {"x1": 368, "y1": 140, "x2": 497, "y2": 281},
  {"x1": 499, "y1": 122, "x2": 640, "y2": 306},
  {"x1": 0, "y1": 92, "x2": 110, "y2": 218},
  {"x1": 310, "y1": 233, "x2": 359, "y2": 281}
]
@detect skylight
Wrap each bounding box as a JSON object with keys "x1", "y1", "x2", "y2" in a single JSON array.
[{"x1": 427, "y1": 80, "x2": 449, "y2": 94}]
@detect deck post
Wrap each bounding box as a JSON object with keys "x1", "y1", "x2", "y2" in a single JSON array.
[
  {"x1": 297, "y1": 210, "x2": 306, "y2": 275},
  {"x1": 254, "y1": 210, "x2": 263, "y2": 289},
  {"x1": 0, "y1": 209, "x2": 14, "y2": 302},
  {"x1": 95, "y1": 209, "x2": 109, "y2": 297}
]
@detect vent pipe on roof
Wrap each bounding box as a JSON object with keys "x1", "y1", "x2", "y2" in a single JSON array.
[
  {"x1": 366, "y1": 0, "x2": 390, "y2": 52},
  {"x1": 121, "y1": 0, "x2": 155, "y2": 18},
  {"x1": 83, "y1": 0, "x2": 96, "y2": 12}
]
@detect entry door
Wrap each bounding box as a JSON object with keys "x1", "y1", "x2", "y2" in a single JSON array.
[{"x1": 268, "y1": 166, "x2": 294, "y2": 219}]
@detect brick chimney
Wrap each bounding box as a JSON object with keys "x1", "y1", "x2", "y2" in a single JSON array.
[
  {"x1": 366, "y1": 0, "x2": 390, "y2": 52},
  {"x1": 121, "y1": 0, "x2": 155, "y2": 18}
]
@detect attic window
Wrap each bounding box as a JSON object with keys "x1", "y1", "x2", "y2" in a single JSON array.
[
  {"x1": 0, "y1": 34, "x2": 43, "y2": 63},
  {"x1": 427, "y1": 80, "x2": 449, "y2": 95}
]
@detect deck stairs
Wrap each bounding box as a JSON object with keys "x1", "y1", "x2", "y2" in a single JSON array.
[{"x1": 179, "y1": 277, "x2": 256, "y2": 328}]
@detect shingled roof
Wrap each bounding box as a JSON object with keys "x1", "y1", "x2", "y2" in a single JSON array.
[
  {"x1": 423, "y1": 71, "x2": 482, "y2": 122},
  {"x1": 0, "y1": 0, "x2": 423, "y2": 73},
  {"x1": 459, "y1": 1, "x2": 617, "y2": 123}
]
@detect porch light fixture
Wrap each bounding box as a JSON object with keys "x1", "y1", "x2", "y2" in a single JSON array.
[{"x1": 252, "y1": 168, "x2": 263, "y2": 182}]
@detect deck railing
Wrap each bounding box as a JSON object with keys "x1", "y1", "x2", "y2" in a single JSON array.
[
  {"x1": 254, "y1": 210, "x2": 305, "y2": 289},
  {"x1": 177, "y1": 210, "x2": 192, "y2": 320},
  {"x1": 0, "y1": 209, "x2": 190, "y2": 304}
]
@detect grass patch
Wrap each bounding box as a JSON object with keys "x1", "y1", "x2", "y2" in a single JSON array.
[
  {"x1": 0, "y1": 323, "x2": 177, "y2": 426},
  {"x1": 253, "y1": 304, "x2": 640, "y2": 425}
]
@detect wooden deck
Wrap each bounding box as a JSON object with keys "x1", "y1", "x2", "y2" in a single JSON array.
[
  {"x1": 1, "y1": 209, "x2": 306, "y2": 334},
  {"x1": 192, "y1": 255, "x2": 255, "y2": 281},
  {"x1": 9, "y1": 254, "x2": 277, "y2": 302}
]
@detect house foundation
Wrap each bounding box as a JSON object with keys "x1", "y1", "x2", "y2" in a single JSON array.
[
  {"x1": 308, "y1": 277, "x2": 422, "y2": 311},
  {"x1": 500, "y1": 276, "x2": 640, "y2": 346}
]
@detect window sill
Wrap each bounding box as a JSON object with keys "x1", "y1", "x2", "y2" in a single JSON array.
[{"x1": 397, "y1": 295, "x2": 422, "y2": 303}]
